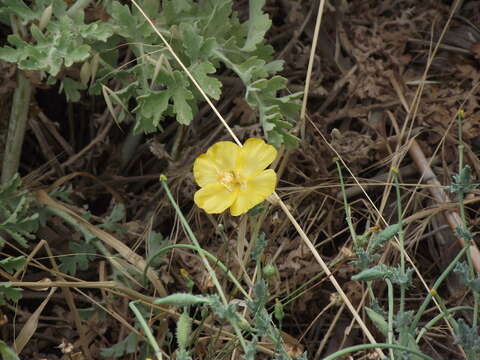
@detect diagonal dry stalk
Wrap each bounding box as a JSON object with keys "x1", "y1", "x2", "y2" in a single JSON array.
[
  {"x1": 131, "y1": 0, "x2": 384, "y2": 357},
  {"x1": 299, "y1": 0, "x2": 326, "y2": 139}
]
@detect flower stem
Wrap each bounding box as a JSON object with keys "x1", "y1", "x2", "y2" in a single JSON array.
[
  {"x1": 129, "y1": 300, "x2": 163, "y2": 360},
  {"x1": 410, "y1": 244, "x2": 469, "y2": 331},
  {"x1": 392, "y1": 170, "x2": 407, "y2": 347},
  {"x1": 159, "y1": 176, "x2": 249, "y2": 352},
  {"x1": 322, "y1": 343, "x2": 434, "y2": 360}
]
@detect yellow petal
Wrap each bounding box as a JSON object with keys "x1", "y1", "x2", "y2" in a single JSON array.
[
  {"x1": 238, "y1": 138, "x2": 277, "y2": 179},
  {"x1": 194, "y1": 183, "x2": 238, "y2": 214},
  {"x1": 230, "y1": 169, "x2": 276, "y2": 216},
  {"x1": 193, "y1": 154, "x2": 219, "y2": 187},
  {"x1": 193, "y1": 141, "x2": 240, "y2": 187}
]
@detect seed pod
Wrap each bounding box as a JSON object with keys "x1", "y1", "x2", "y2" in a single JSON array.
[
  {"x1": 39, "y1": 5, "x2": 52, "y2": 32},
  {"x1": 153, "y1": 293, "x2": 211, "y2": 307},
  {"x1": 176, "y1": 311, "x2": 191, "y2": 349},
  {"x1": 90, "y1": 53, "x2": 100, "y2": 85},
  {"x1": 80, "y1": 61, "x2": 91, "y2": 86}
]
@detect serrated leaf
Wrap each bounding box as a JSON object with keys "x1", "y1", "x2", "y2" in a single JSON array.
[
  {"x1": 0, "y1": 0, "x2": 37, "y2": 23},
  {"x1": 100, "y1": 204, "x2": 126, "y2": 234},
  {"x1": 109, "y1": 2, "x2": 137, "y2": 37},
  {"x1": 64, "y1": 44, "x2": 91, "y2": 67},
  {"x1": 235, "y1": 56, "x2": 268, "y2": 84},
  {"x1": 60, "y1": 241, "x2": 97, "y2": 275},
  {"x1": 135, "y1": 91, "x2": 170, "y2": 130},
  {"x1": 189, "y1": 61, "x2": 222, "y2": 100},
  {"x1": 163, "y1": 0, "x2": 192, "y2": 15},
  {"x1": 169, "y1": 71, "x2": 194, "y2": 125},
  {"x1": 0, "y1": 256, "x2": 26, "y2": 274},
  {"x1": 0, "y1": 46, "x2": 19, "y2": 62},
  {"x1": 181, "y1": 23, "x2": 203, "y2": 61},
  {"x1": 197, "y1": 0, "x2": 235, "y2": 39},
  {"x1": 79, "y1": 22, "x2": 114, "y2": 42},
  {"x1": 100, "y1": 332, "x2": 139, "y2": 358},
  {"x1": 62, "y1": 78, "x2": 85, "y2": 102},
  {"x1": 147, "y1": 231, "x2": 168, "y2": 267},
  {"x1": 0, "y1": 283, "x2": 23, "y2": 305},
  {"x1": 242, "y1": 0, "x2": 271, "y2": 52}
]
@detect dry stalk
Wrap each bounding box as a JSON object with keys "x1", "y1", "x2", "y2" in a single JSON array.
[{"x1": 299, "y1": 0, "x2": 327, "y2": 139}]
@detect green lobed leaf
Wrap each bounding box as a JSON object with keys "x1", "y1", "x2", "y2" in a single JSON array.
[
  {"x1": 0, "y1": 283, "x2": 23, "y2": 305},
  {"x1": 0, "y1": 256, "x2": 26, "y2": 274},
  {"x1": 100, "y1": 332, "x2": 139, "y2": 358},
  {"x1": 135, "y1": 91, "x2": 170, "y2": 132},
  {"x1": 62, "y1": 78, "x2": 86, "y2": 102},
  {"x1": 0, "y1": 0, "x2": 37, "y2": 23},
  {"x1": 189, "y1": 61, "x2": 222, "y2": 100},
  {"x1": 241, "y1": 0, "x2": 272, "y2": 52},
  {"x1": 109, "y1": 2, "x2": 137, "y2": 38},
  {"x1": 169, "y1": 71, "x2": 194, "y2": 125},
  {"x1": 59, "y1": 241, "x2": 97, "y2": 275},
  {"x1": 0, "y1": 46, "x2": 19, "y2": 63},
  {"x1": 146, "y1": 231, "x2": 168, "y2": 267}
]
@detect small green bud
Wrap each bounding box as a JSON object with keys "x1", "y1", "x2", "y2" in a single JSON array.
[
  {"x1": 274, "y1": 298, "x2": 284, "y2": 322},
  {"x1": 262, "y1": 263, "x2": 276, "y2": 278}
]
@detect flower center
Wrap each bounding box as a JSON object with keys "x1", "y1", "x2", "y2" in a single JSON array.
[{"x1": 218, "y1": 171, "x2": 245, "y2": 191}]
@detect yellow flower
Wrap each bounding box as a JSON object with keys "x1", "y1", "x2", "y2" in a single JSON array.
[{"x1": 193, "y1": 138, "x2": 277, "y2": 216}]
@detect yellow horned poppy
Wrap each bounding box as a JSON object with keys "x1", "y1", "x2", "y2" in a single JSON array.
[{"x1": 193, "y1": 138, "x2": 277, "y2": 216}]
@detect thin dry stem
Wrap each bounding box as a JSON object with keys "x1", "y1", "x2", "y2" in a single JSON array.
[{"x1": 299, "y1": 0, "x2": 326, "y2": 139}]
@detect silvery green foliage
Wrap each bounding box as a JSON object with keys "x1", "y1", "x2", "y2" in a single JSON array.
[{"x1": 0, "y1": 0, "x2": 300, "y2": 146}]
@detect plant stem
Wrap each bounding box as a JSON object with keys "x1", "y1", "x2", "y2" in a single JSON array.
[
  {"x1": 416, "y1": 306, "x2": 474, "y2": 343},
  {"x1": 2, "y1": 72, "x2": 32, "y2": 184},
  {"x1": 410, "y1": 244, "x2": 469, "y2": 331},
  {"x1": 129, "y1": 300, "x2": 163, "y2": 360},
  {"x1": 393, "y1": 170, "x2": 407, "y2": 347},
  {"x1": 322, "y1": 343, "x2": 434, "y2": 360},
  {"x1": 336, "y1": 160, "x2": 358, "y2": 246},
  {"x1": 386, "y1": 279, "x2": 394, "y2": 360},
  {"x1": 159, "y1": 176, "x2": 249, "y2": 352}
]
